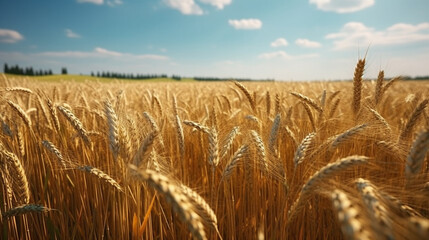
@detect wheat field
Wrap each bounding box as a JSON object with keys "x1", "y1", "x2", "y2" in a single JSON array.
[{"x1": 0, "y1": 60, "x2": 428, "y2": 239}]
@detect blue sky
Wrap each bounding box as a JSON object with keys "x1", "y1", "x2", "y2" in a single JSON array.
[{"x1": 0, "y1": 0, "x2": 428, "y2": 80}]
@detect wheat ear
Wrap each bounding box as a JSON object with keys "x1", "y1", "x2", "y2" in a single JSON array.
[
  {"x1": 266, "y1": 91, "x2": 271, "y2": 116},
  {"x1": 293, "y1": 132, "x2": 316, "y2": 167},
  {"x1": 291, "y1": 92, "x2": 323, "y2": 113},
  {"x1": 368, "y1": 108, "x2": 391, "y2": 134},
  {"x1": 42, "y1": 140, "x2": 67, "y2": 168},
  {"x1": 405, "y1": 130, "x2": 429, "y2": 180},
  {"x1": 4, "y1": 87, "x2": 33, "y2": 94},
  {"x1": 289, "y1": 156, "x2": 368, "y2": 221},
  {"x1": 133, "y1": 131, "x2": 158, "y2": 167},
  {"x1": 129, "y1": 165, "x2": 207, "y2": 240},
  {"x1": 399, "y1": 99, "x2": 428, "y2": 141},
  {"x1": 1, "y1": 150, "x2": 30, "y2": 204},
  {"x1": 331, "y1": 189, "x2": 372, "y2": 240},
  {"x1": 233, "y1": 81, "x2": 255, "y2": 112},
  {"x1": 180, "y1": 184, "x2": 219, "y2": 231},
  {"x1": 284, "y1": 126, "x2": 298, "y2": 147},
  {"x1": 105, "y1": 100, "x2": 120, "y2": 160},
  {"x1": 2, "y1": 204, "x2": 51, "y2": 219},
  {"x1": 355, "y1": 178, "x2": 394, "y2": 240},
  {"x1": 374, "y1": 70, "x2": 384, "y2": 105},
  {"x1": 47, "y1": 99, "x2": 61, "y2": 133},
  {"x1": 57, "y1": 106, "x2": 90, "y2": 144},
  {"x1": 250, "y1": 130, "x2": 267, "y2": 173},
  {"x1": 77, "y1": 165, "x2": 123, "y2": 191},
  {"x1": 352, "y1": 58, "x2": 365, "y2": 116},
  {"x1": 268, "y1": 114, "x2": 281, "y2": 154},
  {"x1": 221, "y1": 144, "x2": 249, "y2": 182},
  {"x1": 330, "y1": 124, "x2": 368, "y2": 149},
  {"x1": 7, "y1": 100, "x2": 31, "y2": 127},
  {"x1": 220, "y1": 126, "x2": 240, "y2": 159}
]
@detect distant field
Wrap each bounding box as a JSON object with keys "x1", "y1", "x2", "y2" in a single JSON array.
[
  {"x1": 0, "y1": 63, "x2": 428, "y2": 240},
  {"x1": 2, "y1": 73, "x2": 196, "y2": 83}
]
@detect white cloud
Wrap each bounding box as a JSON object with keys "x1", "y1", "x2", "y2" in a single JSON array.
[
  {"x1": 310, "y1": 0, "x2": 374, "y2": 13},
  {"x1": 94, "y1": 47, "x2": 122, "y2": 56},
  {"x1": 199, "y1": 0, "x2": 231, "y2": 9},
  {"x1": 295, "y1": 38, "x2": 322, "y2": 48},
  {"x1": 65, "y1": 29, "x2": 81, "y2": 38},
  {"x1": 228, "y1": 19, "x2": 262, "y2": 30},
  {"x1": 271, "y1": 38, "x2": 288, "y2": 47},
  {"x1": 259, "y1": 51, "x2": 318, "y2": 60},
  {"x1": 77, "y1": 0, "x2": 104, "y2": 4},
  {"x1": 164, "y1": 0, "x2": 203, "y2": 15},
  {"x1": 107, "y1": 0, "x2": 123, "y2": 6},
  {"x1": 0, "y1": 29, "x2": 24, "y2": 43},
  {"x1": 38, "y1": 47, "x2": 169, "y2": 60},
  {"x1": 326, "y1": 22, "x2": 429, "y2": 50}
]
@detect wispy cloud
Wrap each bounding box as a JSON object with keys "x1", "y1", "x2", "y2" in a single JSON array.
[
  {"x1": 77, "y1": 0, "x2": 122, "y2": 6},
  {"x1": 164, "y1": 0, "x2": 203, "y2": 15},
  {"x1": 199, "y1": 0, "x2": 231, "y2": 9},
  {"x1": 309, "y1": 0, "x2": 374, "y2": 13},
  {"x1": 65, "y1": 29, "x2": 81, "y2": 38},
  {"x1": 39, "y1": 47, "x2": 169, "y2": 60},
  {"x1": 326, "y1": 22, "x2": 429, "y2": 50},
  {"x1": 228, "y1": 19, "x2": 262, "y2": 30},
  {"x1": 259, "y1": 51, "x2": 318, "y2": 60},
  {"x1": 107, "y1": 0, "x2": 123, "y2": 6},
  {"x1": 271, "y1": 38, "x2": 288, "y2": 47},
  {"x1": 77, "y1": 0, "x2": 104, "y2": 5},
  {"x1": 0, "y1": 29, "x2": 24, "y2": 43},
  {"x1": 295, "y1": 38, "x2": 321, "y2": 48}
]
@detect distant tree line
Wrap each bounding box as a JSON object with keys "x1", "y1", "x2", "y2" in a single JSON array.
[
  {"x1": 193, "y1": 76, "x2": 274, "y2": 82},
  {"x1": 401, "y1": 75, "x2": 429, "y2": 81},
  {"x1": 91, "y1": 71, "x2": 169, "y2": 80},
  {"x1": 3, "y1": 63, "x2": 54, "y2": 76}
]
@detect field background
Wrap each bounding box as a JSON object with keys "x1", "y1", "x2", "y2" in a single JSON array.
[{"x1": 0, "y1": 68, "x2": 428, "y2": 239}]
